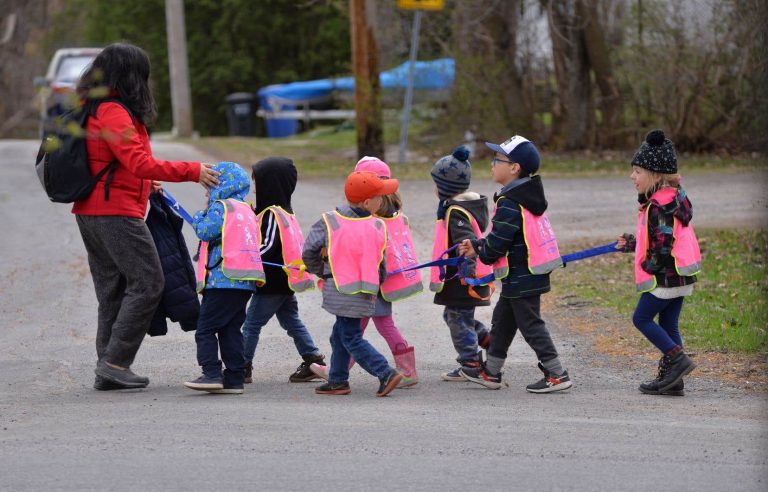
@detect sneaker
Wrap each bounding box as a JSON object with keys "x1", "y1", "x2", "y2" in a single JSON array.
[
  {"x1": 315, "y1": 381, "x2": 351, "y2": 395},
  {"x1": 207, "y1": 386, "x2": 244, "y2": 395},
  {"x1": 460, "y1": 366, "x2": 503, "y2": 390},
  {"x1": 441, "y1": 360, "x2": 481, "y2": 382},
  {"x1": 526, "y1": 363, "x2": 572, "y2": 393},
  {"x1": 376, "y1": 369, "x2": 403, "y2": 397},
  {"x1": 94, "y1": 361, "x2": 149, "y2": 389},
  {"x1": 93, "y1": 375, "x2": 129, "y2": 391},
  {"x1": 244, "y1": 362, "x2": 253, "y2": 384},
  {"x1": 290, "y1": 353, "x2": 327, "y2": 383},
  {"x1": 639, "y1": 355, "x2": 685, "y2": 396},
  {"x1": 184, "y1": 375, "x2": 224, "y2": 391},
  {"x1": 309, "y1": 362, "x2": 329, "y2": 381},
  {"x1": 657, "y1": 351, "x2": 696, "y2": 393}
]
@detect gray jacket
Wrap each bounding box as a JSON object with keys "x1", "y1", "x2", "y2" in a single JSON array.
[{"x1": 302, "y1": 205, "x2": 387, "y2": 318}]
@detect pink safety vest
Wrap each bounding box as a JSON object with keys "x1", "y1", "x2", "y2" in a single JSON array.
[
  {"x1": 256, "y1": 206, "x2": 315, "y2": 293},
  {"x1": 518, "y1": 205, "x2": 563, "y2": 274},
  {"x1": 195, "y1": 199, "x2": 265, "y2": 293},
  {"x1": 429, "y1": 205, "x2": 508, "y2": 293},
  {"x1": 635, "y1": 187, "x2": 701, "y2": 292},
  {"x1": 379, "y1": 212, "x2": 423, "y2": 302},
  {"x1": 322, "y1": 211, "x2": 386, "y2": 295}
]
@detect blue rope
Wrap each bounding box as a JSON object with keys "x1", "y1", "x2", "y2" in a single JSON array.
[
  {"x1": 159, "y1": 189, "x2": 195, "y2": 225},
  {"x1": 561, "y1": 242, "x2": 620, "y2": 265}
]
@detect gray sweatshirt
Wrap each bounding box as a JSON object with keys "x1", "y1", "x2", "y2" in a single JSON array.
[{"x1": 302, "y1": 204, "x2": 387, "y2": 318}]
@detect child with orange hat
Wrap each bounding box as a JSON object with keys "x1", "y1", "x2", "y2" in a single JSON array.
[{"x1": 301, "y1": 171, "x2": 404, "y2": 397}]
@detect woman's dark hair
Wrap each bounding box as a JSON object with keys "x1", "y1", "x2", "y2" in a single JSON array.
[{"x1": 77, "y1": 43, "x2": 157, "y2": 126}]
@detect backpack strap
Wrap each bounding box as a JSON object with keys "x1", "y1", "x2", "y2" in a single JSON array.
[{"x1": 91, "y1": 98, "x2": 138, "y2": 201}]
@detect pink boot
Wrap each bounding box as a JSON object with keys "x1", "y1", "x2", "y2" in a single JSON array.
[{"x1": 394, "y1": 344, "x2": 418, "y2": 387}]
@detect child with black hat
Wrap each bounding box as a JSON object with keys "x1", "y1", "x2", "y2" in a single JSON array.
[
  {"x1": 429, "y1": 146, "x2": 494, "y2": 381},
  {"x1": 615, "y1": 129, "x2": 700, "y2": 396},
  {"x1": 458, "y1": 136, "x2": 572, "y2": 393}
]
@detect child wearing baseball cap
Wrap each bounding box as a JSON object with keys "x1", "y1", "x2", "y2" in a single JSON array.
[
  {"x1": 301, "y1": 170, "x2": 404, "y2": 397},
  {"x1": 459, "y1": 136, "x2": 573, "y2": 393}
]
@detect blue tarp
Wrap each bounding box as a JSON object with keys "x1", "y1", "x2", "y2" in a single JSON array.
[{"x1": 257, "y1": 58, "x2": 454, "y2": 102}]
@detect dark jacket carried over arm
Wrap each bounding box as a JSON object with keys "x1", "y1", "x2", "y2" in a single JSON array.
[
  {"x1": 146, "y1": 193, "x2": 200, "y2": 336},
  {"x1": 471, "y1": 176, "x2": 551, "y2": 299}
]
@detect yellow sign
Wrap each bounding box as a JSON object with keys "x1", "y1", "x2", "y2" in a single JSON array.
[{"x1": 397, "y1": 0, "x2": 444, "y2": 11}]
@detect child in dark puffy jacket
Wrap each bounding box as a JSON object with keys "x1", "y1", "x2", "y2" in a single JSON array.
[
  {"x1": 241, "y1": 157, "x2": 326, "y2": 385},
  {"x1": 616, "y1": 130, "x2": 700, "y2": 396}
]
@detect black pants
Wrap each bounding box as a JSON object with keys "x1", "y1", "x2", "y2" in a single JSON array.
[
  {"x1": 76, "y1": 215, "x2": 164, "y2": 368},
  {"x1": 195, "y1": 289, "x2": 251, "y2": 387},
  {"x1": 487, "y1": 295, "x2": 559, "y2": 363}
]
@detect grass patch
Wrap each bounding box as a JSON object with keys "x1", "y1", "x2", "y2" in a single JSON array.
[{"x1": 552, "y1": 228, "x2": 768, "y2": 353}]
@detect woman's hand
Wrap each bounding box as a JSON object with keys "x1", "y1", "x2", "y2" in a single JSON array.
[
  {"x1": 150, "y1": 180, "x2": 162, "y2": 193},
  {"x1": 198, "y1": 163, "x2": 220, "y2": 188}
]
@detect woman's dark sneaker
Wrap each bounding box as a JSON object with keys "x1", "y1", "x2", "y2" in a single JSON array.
[
  {"x1": 244, "y1": 362, "x2": 253, "y2": 384},
  {"x1": 207, "y1": 386, "x2": 244, "y2": 394},
  {"x1": 315, "y1": 381, "x2": 351, "y2": 395},
  {"x1": 526, "y1": 363, "x2": 573, "y2": 393},
  {"x1": 639, "y1": 355, "x2": 685, "y2": 396},
  {"x1": 460, "y1": 366, "x2": 503, "y2": 390},
  {"x1": 657, "y1": 351, "x2": 696, "y2": 393},
  {"x1": 376, "y1": 369, "x2": 403, "y2": 397},
  {"x1": 93, "y1": 375, "x2": 131, "y2": 391},
  {"x1": 94, "y1": 362, "x2": 149, "y2": 388},
  {"x1": 290, "y1": 353, "x2": 327, "y2": 383},
  {"x1": 183, "y1": 375, "x2": 224, "y2": 391}
]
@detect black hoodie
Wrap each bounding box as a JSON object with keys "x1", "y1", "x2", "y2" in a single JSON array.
[
  {"x1": 472, "y1": 175, "x2": 552, "y2": 298},
  {"x1": 251, "y1": 157, "x2": 298, "y2": 295}
]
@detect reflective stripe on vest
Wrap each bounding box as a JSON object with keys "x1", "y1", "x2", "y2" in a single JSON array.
[
  {"x1": 323, "y1": 211, "x2": 386, "y2": 295},
  {"x1": 429, "y1": 205, "x2": 506, "y2": 292},
  {"x1": 379, "y1": 213, "x2": 423, "y2": 301},
  {"x1": 634, "y1": 187, "x2": 701, "y2": 292},
  {"x1": 519, "y1": 205, "x2": 563, "y2": 274},
  {"x1": 260, "y1": 206, "x2": 315, "y2": 293}
]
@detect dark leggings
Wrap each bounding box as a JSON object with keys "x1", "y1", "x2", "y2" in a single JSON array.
[{"x1": 632, "y1": 293, "x2": 685, "y2": 354}]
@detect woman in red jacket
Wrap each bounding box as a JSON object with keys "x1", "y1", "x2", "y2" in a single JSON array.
[{"x1": 73, "y1": 43, "x2": 219, "y2": 391}]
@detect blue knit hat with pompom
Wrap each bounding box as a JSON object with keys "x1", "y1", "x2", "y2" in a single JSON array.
[
  {"x1": 631, "y1": 129, "x2": 677, "y2": 174},
  {"x1": 430, "y1": 146, "x2": 472, "y2": 200}
]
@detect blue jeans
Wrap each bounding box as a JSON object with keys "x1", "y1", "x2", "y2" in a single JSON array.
[
  {"x1": 242, "y1": 293, "x2": 319, "y2": 363},
  {"x1": 632, "y1": 293, "x2": 685, "y2": 353},
  {"x1": 329, "y1": 316, "x2": 391, "y2": 384},
  {"x1": 443, "y1": 306, "x2": 489, "y2": 362},
  {"x1": 196, "y1": 289, "x2": 251, "y2": 387}
]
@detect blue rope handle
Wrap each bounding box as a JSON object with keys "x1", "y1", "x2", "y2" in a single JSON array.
[
  {"x1": 159, "y1": 189, "x2": 195, "y2": 225},
  {"x1": 561, "y1": 242, "x2": 620, "y2": 265},
  {"x1": 388, "y1": 244, "x2": 464, "y2": 278}
]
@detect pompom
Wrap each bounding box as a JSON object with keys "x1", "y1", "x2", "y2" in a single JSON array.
[
  {"x1": 452, "y1": 145, "x2": 470, "y2": 162},
  {"x1": 646, "y1": 129, "x2": 666, "y2": 147}
]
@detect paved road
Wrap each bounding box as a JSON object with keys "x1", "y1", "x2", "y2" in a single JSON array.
[{"x1": 1, "y1": 140, "x2": 766, "y2": 491}]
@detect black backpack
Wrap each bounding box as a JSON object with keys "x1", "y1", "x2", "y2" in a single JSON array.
[{"x1": 35, "y1": 99, "x2": 134, "y2": 203}]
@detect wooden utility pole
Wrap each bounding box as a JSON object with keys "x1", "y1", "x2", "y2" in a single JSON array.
[
  {"x1": 349, "y1": 0, "x2": 383, "y2": 158},
  {"x1": 165, "y1": 0, "x2": 193, "y2": 138}
]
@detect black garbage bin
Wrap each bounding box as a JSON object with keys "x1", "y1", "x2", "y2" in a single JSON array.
[{"x1": 225, "y1": 92, "x2": 256, "y2": 137}]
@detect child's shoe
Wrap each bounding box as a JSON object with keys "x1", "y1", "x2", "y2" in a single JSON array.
[
  {"x1": 376, "y1": 369, "x2": 403, "y2": 397},
  {"x1": 441, "y1": 360, "x2": 481, "y2": 382},
  {"x1": 639, "y1": 355, "x2": 685, "y2": 396},
  {"x1": 460, "y1": 366, "x2": 504, "y2": 390},
  {"x1": 207, "y1": 386, "x2": 244, "y2": 395},
  {"x1": 309, "y1": 362, "x2": 329, "y2": 381},
  {"x1": 315, "y1": 381, "x2": 351, "y2": 395},
  {"x1": 657, "y1": 351, "x2": 696, "y2": 393},
  {"x1": 184, "y1": 375, "x2": 224, "y2": 391},
  {"x1": 244, "y1": 362, "x2": 253, "y2": 384},
  {"x1": 526, "y1": 363, "x2": 572, "y2": 393},
  {"x1": 289, "y1": 353, "x2": 327, "y2": 382}
]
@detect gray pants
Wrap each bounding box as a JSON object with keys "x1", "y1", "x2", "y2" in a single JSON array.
[
  {"x1": 488, "y1": 295, "x2": 559, "y2": 364},
  {"x1": 76, "y1": 215, "x2": 164, "y2": 368}
]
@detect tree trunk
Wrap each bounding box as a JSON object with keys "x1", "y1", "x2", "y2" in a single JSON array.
[
  {"x1": 349, "y1": 0, "x2": 384, "y2": 159},
  {"x1": 546, "y1": 0, "x2": 593, "y2": 150},
  {"x1": 579, "y1": 0, "x2": 624, "y2": 148}
]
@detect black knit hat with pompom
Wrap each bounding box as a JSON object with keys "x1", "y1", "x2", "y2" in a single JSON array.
[{"x1": 631, "y1": 129, "x2": 677, "y2": 174}]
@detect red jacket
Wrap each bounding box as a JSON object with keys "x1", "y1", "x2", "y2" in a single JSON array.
[{"x1": 72, "y1": 102, "x2": 201, "y2": 219}]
